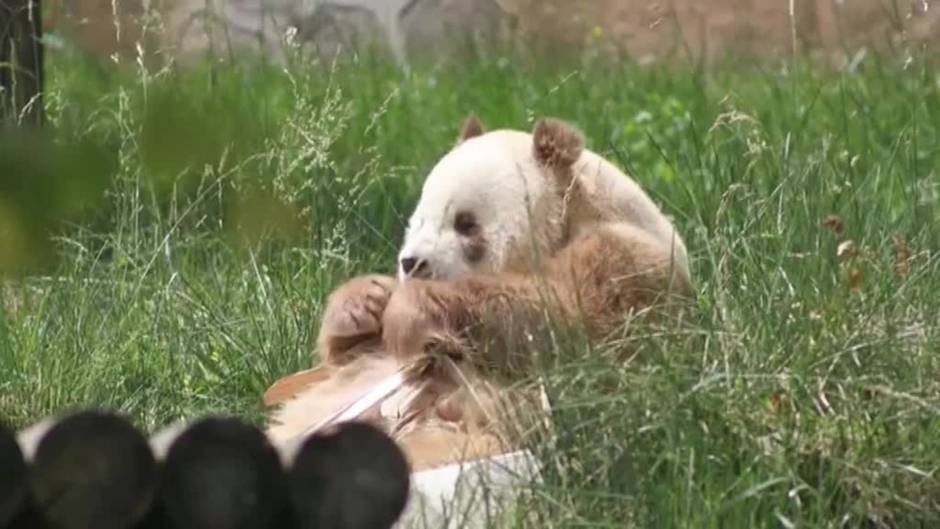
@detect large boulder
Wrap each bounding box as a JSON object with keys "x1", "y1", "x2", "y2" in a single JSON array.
[
  {"x1": 398, "y1": 0, "x2": 512, "y2": 62},
  {"x1": 292, "y1": 3, "x2": 396, "y2": 64},
  {"x1": 289, "y1": 0, "x2": 513, "y2": 66},
  {"x1": 48, "y1": 0, "x2": 514, "y2": 67}
]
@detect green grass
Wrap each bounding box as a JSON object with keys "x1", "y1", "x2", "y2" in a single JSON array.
[{"x1": 2, "y1": 39, "x2": 939, "y2": 528}]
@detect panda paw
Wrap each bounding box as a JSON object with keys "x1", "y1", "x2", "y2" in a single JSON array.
[{"x1": 317, "y1": 274, "x2": 396, "y2": 361}]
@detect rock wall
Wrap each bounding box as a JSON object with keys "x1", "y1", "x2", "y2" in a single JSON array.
[
  {"x1": 503, "y1": 0, "x2": 938, "y2": 65},
  {"x1": 46, "y1": 0, "x2": 939, "y2": 67}
]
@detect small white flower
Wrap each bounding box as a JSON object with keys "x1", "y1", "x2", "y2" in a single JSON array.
[{"x1": 283, "y1": 26, "x2": 299, "y2": 48}]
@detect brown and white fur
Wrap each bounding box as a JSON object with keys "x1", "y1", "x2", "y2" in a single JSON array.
[{"x1": 265, "y1": 116, "x2": 693, "y2": 469}]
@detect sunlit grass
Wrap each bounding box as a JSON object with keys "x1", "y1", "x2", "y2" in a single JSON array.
[{"x1": 1, "y1": 40, "x2": 938, "y2": 527}]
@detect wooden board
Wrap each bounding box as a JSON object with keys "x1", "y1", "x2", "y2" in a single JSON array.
[
  {"x1": 262, "y1": 358, "x2": 550, "y2": 475},
  {"x1": 263, "y1": 367, "x2": 333, "y2": 407}
]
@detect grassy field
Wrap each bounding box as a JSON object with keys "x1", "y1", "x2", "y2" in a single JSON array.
[{"x1": 1, "y1": 38, "x2": 939, "y2": 527}]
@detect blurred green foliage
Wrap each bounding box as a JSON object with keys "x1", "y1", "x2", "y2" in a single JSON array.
[{"x1": 0, "y1": 128, "x2": 113, "y2": 274}]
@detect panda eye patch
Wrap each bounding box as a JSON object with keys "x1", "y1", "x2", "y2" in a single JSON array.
[{"x1": 454, "y1": 211, "x2": 479, "y2": 236}]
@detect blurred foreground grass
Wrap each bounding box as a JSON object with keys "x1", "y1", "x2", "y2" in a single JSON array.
[{"x1": 1, "y1": 42, "x2": 939, "y2": 527}]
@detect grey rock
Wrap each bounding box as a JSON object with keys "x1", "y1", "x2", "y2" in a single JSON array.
[
  {"x1": 399, "y1": 0, "x2": 511, "y2": 62},
  {"x1": 155, "y1": 0, "x2": 513, "y2": 66}
]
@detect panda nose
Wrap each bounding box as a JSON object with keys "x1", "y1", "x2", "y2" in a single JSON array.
[{"x1": 399, "y1": 256, "x2": 427, "y2": 277}]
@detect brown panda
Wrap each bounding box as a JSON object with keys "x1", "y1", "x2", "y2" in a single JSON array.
[{"x1": 266, "y1": 115, "x2": 693, "y2": 470}]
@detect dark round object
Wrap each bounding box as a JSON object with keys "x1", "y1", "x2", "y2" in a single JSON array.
[
  {"x1": 289, "y1": 422, "x2": 411, "y2": 529},
  {"x1": 29, "y1": 410, "x2": 158, "y2": 529},
  {"x1": 0, "y1": 421, "x2": 29, "y2": 527},
  {"x1": 158, "y1": 417, "x2": 288, "y2": 529}
]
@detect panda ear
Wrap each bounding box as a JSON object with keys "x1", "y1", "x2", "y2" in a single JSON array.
[
  {"x1": 532, "y1": 117, "x2": 584, "y2": 169},
  {"x1": 457, "y1": 114, "x2": 486, "y2": 144}
]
